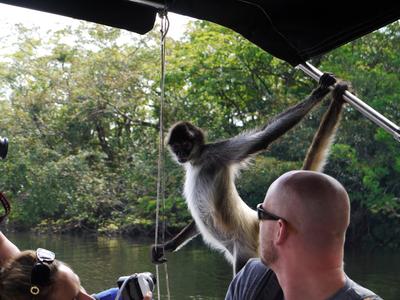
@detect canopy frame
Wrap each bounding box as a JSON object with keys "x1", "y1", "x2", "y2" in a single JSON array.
[{"x1": 298, "y1": 63, "x2": 400, "y2": 142}]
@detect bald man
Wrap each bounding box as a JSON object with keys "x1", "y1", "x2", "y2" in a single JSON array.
[{"x1": 225, "y1": 170, "x2": 382, "y2": 300}]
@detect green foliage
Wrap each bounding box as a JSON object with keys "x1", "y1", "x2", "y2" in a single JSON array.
[
  {"x1": 237, "y1": 157, "x2": 300, "y2": 208},
  {"x1": 0, "y1": 21, "x2": 399, "y2": 248}
]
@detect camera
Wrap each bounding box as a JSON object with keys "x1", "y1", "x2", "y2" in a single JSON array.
[
  {"x1": 117, "y1": 272, "x2": 156, "y2": 300},
  {"x1": 92, "y1": 272, "x2": 156, "y2": 300},
  {"x1": 0, "y1": 137, "x2": 8, "y2": 160}
]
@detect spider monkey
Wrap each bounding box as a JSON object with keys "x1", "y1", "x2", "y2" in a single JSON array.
[{"x1": 151, "y1": 73, "x2": 348, "y2": 274}]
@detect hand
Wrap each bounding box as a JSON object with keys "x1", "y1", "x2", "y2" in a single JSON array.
[
  {"x1": 151, "y1": 244, "x2": 167, "y2": 264},
  {"x1": 319, "y1": 73, "x2": 336, "y2": 89},
  {"x1": 144, "y1": 291, "x2": 153, "y2": 300}
]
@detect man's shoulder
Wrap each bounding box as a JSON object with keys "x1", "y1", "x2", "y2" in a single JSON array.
[
  {"x1": 346, "y1": 278, "x2": 383, "y2": 300},
  {"x1": 232, "y1": 258, "x2": 273, "y2": 284},
  {"x1": 225, "y1": 258, "x2": 283, "y2": 300},
  {"x1": 242, "y1": 258, "x2": 270, "y2": 274},
  {"x1": 329, "y1": 276, "x2": 382, "y2": 300}
]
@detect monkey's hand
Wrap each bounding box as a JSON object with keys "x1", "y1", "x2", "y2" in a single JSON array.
[
  {"x1": 309, "y1": 73, "x2": 337, "y2": 101},
  {"x1": 151, "y1": 244, "x2": 168, "y2": 264},
  {"x1": 319, "y1": 73, "x2": 337, "y2": 90}
]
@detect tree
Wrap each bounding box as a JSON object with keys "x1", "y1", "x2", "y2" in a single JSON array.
[{"x1": 0, "y1": 20, "x2": 398, "y2": 248}]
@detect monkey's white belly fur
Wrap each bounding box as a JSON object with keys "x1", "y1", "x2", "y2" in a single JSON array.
[{"x1": 184, "y1": 163, "x2": 259, "y2": 267}]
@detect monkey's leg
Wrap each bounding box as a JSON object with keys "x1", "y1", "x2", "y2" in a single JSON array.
[
  {"x1": 302, "y1": 81, "x2": 348, "y2": 172},
  {"x1": 151, "y1": 220, "x2": 200, "y2": 264}
]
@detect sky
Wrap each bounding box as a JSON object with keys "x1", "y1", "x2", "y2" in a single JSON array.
[{"x1": 0, "y1": 2, "x2": 194, "y2": 40}]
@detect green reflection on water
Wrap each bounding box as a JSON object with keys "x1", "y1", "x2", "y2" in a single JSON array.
[
  {"x1": 7, "y1": 232, "x2": 232, "y2": 299},
  {"x1": 6, "y1": 232, "x2": 400, "y2": 300}
]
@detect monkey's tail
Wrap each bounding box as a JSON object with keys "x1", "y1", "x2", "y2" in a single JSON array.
[{"x1": 302, "y1": 94, "x2": 345, "y2": 172}]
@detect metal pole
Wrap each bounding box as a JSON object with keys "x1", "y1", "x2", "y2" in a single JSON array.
[
  {"x1": 126, "y1": 0, "x2": 166, "y2": 10},
  {"x1": 297, "y1": 62, "x2": 400, "y2": 142}
]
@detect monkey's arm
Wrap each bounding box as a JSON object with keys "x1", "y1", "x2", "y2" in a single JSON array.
[
  {"x1": 151, "y1": 220, "x2": 200, "y2": 264},
  {"x1": 215, "y1": 73, "x2": 336, "y2": 163},
  {"x1": 302, "y1": 82, "x2": 348, "y2": 172}
]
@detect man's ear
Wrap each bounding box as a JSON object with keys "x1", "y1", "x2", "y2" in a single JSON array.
[{"x1": 275, "y1": 219, "x2": 289, "y2": 245}]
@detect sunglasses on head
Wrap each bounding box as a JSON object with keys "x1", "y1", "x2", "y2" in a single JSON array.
[
  {"x1": 256, "y1": 203, "x2": 285, "y2": 222},
  {"x1": 30, "y1": 248, "x2": 56, "y2": 296}
]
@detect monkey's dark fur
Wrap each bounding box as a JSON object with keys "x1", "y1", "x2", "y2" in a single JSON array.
[{"x1": 152, "y1": 74, "x2": 348, "y2": 274}]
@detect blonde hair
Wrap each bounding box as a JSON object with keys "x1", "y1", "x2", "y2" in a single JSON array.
[{"x1": 0, "y1": 250, "x2": 59, "y2": 300}]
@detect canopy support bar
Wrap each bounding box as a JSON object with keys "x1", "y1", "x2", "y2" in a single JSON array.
[
  {"x1": 298, "y1": 62, "x2": 400, "y2": 142},
  {"x1": 127, "y1": 0, "x2": 166, "y2": 10}
]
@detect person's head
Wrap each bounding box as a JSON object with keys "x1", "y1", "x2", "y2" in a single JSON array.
[
  {"x1": 0, "y1": 249, "x2": 93, "y2": 300},
  {"x1": 258, "y1": 170, "x2": 350, "y2": 270}
]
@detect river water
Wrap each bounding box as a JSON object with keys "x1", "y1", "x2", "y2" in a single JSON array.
[{"x1": 6, "y1": 232, "x2": 400, "y2": 299}]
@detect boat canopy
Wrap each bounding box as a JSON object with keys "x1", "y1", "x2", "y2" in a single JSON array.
[{"x1": 0, "y1": 0, "x2": 399, "y2": 66}]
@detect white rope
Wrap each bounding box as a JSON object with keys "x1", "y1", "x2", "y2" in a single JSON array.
[{"x1": 154, "y1": 10, "x2": 171, "y2": 300}]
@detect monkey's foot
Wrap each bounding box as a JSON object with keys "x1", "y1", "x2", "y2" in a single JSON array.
[{"x1": 332, "y1": 81, "x2": 349, "y2": 102}]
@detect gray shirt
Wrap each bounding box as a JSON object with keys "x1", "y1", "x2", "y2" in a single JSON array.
[{"x1": 225, "y1": 258, "x2": 382, "y2": 300}]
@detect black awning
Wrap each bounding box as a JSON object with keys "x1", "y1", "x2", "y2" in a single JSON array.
[
  {"x1": 0, "y1": 0, "x2": 157, "y2": 34},
  {"x1": 1, "y1": 0, "x2": 400, "y2": 65}
]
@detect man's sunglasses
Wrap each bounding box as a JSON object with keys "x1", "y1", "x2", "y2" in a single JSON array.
[
  {"x1": 256, "y1": 203, "x2": 285, "y2": 222},
  {"x1": 30, "y1": 248, "x2": 56, "y2": 296}
]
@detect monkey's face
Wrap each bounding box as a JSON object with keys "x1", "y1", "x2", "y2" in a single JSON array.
[
  {"x1": 167, "y1": 122, "x2": 204, "y2": 164},
  {"x1": 170, "y1": 140, "x2": 194, "y2": 163}
]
